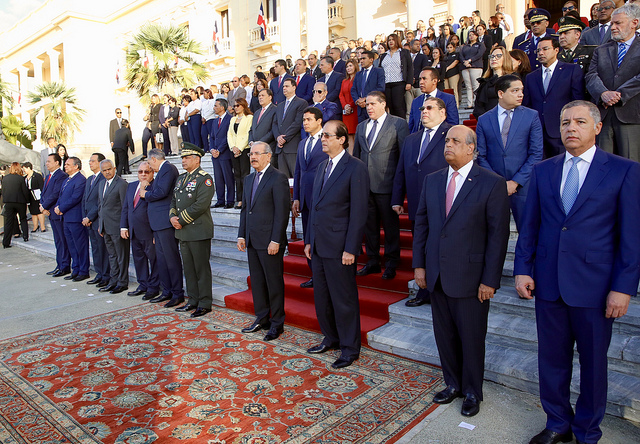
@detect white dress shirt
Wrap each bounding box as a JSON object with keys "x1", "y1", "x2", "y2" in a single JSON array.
[
  {"x1": 366, "y1": 112, "x2": 388, "y2": 147},
  {"x1": 497, "y1": 104, "x2": 515, "y2": 132},
  {"x1": 326, "y1": 147, "x2": 346, "y2": 179},
  {"x1": 542, "y1": 59, "x2": 558, "y2": 83},
  {"x1": 417, "y1": 122, "x2": 441, "y2": 163},
  {"x1": 560, "y1": 145, "x2": 596, "y2": 195},
  {"x1": 446, "y1": 159, "x2": 474, "y2": 203}
]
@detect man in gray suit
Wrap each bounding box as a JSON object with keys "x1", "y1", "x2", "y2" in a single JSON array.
[
  {"x1": 109, "y1": 108, "x2": 122, "y2": 148},
  {"x1": 227, "y1": 77, "x2": 247, "y2": 113},
  {"x1": 586, "y1": 3, "x2": 640, "y2": 160},
  {"x1": 40, "y1": 137, "x2": 57, "y2": 174},
  {"x1": 580, "y1": 1, "x2": 614, "y2": 46},
  {"x1": 272, "y1": 78, "x2": 309, "y2": 177},
  {"x1": 98, "y1": 159, "x2": 129, "y2": 294},
  {"x1": 353, "y1": 91, "x2": 409, "y2": 280},
  {"x1": 249, "y1": 88, "x2": 277, "y2": 156}
]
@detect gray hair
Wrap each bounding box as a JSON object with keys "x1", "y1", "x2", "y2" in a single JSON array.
[
  {"x1": 612, "y1": 3, "x2": 640, "y2": 21},
  {"x1": 314, "y1": 82, "x2": 327, "y2": 92},
  {"x1": 561, "y1": 100, "x2": 602, "y2": 128},
  {"x1": 252, "y1": 141, "x2": 272, "y2": 154},
  {"x1": 99, "y1": 159, "x2": 114, "y2": 168},
  {"x1": 148, "y1": 148, "x2": 165, "y2": 160}
]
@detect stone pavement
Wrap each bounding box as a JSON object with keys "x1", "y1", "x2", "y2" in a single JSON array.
[{"x1": 0, "y1": 247, "x2": 638, "y2": 443}]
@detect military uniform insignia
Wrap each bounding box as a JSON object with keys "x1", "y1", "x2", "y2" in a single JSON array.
[{"x1": 205, "y1": 178, "x2": 212, "y2": 187}]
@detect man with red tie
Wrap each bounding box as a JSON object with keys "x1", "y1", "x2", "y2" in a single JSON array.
[
  {"x1": 293, "y1": 58, "x2": 315, "y2": 105},
  {"x1": 40, "y1": 153, "x2": 70, "y2": 276}
]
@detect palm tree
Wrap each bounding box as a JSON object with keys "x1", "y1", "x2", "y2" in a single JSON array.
[
  {"x1": 1, "y1": 115, "x2": 36, "y2": 149},
  {"x1": 27, "y1": 81, "x2": 85, "y2": 143},
  {"x1": 0, "y1": 75, "x2": 15, "y2": 117},
  {"x1": 125, "y1": 22, "x2": 209, "y2": 100}
]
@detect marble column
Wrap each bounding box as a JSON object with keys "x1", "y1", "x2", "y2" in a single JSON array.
[
  {"x1": 406, "y1": 0, "x2": 433, "y2": 31},
  {"x1": 32, "y1": 58, "x2": 43, "y2": 85},
  {"x1": 306, "y1": 0, "x2": 329, "y2": 54},
  {"x1": 279, "y1": 0, "x2": 301, "y2": 59},
  {"x1": 47, "y1": 49, "x2": 60, "y2": 82}
]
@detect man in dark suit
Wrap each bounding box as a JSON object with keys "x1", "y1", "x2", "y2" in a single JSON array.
[
  {"x1": 353, "y1": 91, "x2": 409, "y2": 280},
  {"x1": 227, "y1": 77, "x2": 247, "y2": 112},
  {"x1": 272, "y1": 78, "x2": 308, "y2": 177},
  {"x1": 413, "y1": 125, "x2": 510, "y2": 418},
  {"x1": 311, "y1": 82, "x2": 338, "y2": 124},
  {"x1": 408, "y1": 68, "x2": 459, "y2": 133},
  {"x1": 54, "y1": 157, "x2": 90, "y2": 282},
  {"x1": 139, "y1": 148, "x2": 184, "y2": 307},
  {"x1": 477, "y1": 75, "x2": 544, "y2": 230},
  {"x1": 120, "y1": 162, "x2": 160, "y2": 300},
  {"x1": 580, "y1": 0, "x2": 614, "y2": 46},
  {"x1": 293, "y1": 59, "x2": 315, "y2": 104},
  {"x1": 40, "y1": 137, "x2": 57, "y2": 175},
  {"x1": 158, "y1": 95, "x2": 172, "y2": 155},
  {"x1": 517, "y1": 9, "x2": 558, "y2": 71},
  {"x1": 408, "y1": 40, "x2": 429, "y2": 108},
  {"x1": 304, "y1": 120, "x2": 369, "y2": 369},
  {"x1": 351, "y1": 51, "x2": 386, "y2": 123},
  {"x1": 211, "y1": 98, "x2": 235, "y2": 208},
  {"x1": 307, "y1": 53, "x2": 322, "y2": 80},
  {"x1": 586, "y1": 4, "x2": 640, "y2": 160},
  {"x1": 515, "y1": 100, "x2": 640, "y2": 444},
  {"x1": 523, "y1": 37, "x2": 584, "y2": 158},
  {"x1": 97, "y1": 159, "x2": 129, "y2": 294},
  {"x1": 238, "y1": 141, "x2": 290, "y2": 341},
  {"x1": 82, "y1": 153, "x2": 110, "y2": 287},
  {"x1": 513, "y1": 7, "x2": 534, "y2": 49},
  {"x1": 249, "y1": 88, "x2": 278, "y2": 155},
  {"x1": 112, "y1": 119, "x2": 135, "y2": 176},
  {"x1": 108, "y1": 108, "x2": 122, "y2": 149},
  {"x1": 292, "y1": 107, "x2": 328, "y2": 288},
  {"x1": 392, "y1": 97, "x2": 451, "y2": 306},
  {"x1": 39, "y1": 153, "x2": 69, "y2": 276},
  {"x1": 269, "y1": 59, "x2": 294, "y2": 105},
  {"x1": 329, "y1": 47, "x2": 347, "y2": 75},
  {"x1": 318, "y1": 56, "x2": 345, "y2": 109},
  {"x1": 557, "y1": 16, "x2": 595, "y2": 77}
]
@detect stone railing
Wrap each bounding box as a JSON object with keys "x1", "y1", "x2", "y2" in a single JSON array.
[
  {"x1": 328, "y1": 2, "x2": 345, "y2": 29},
  {"x1": 207, "y1": 37, "x2": 234, "y2": 57},
  {"x1": 249, "y1": 22, "x2": 280, "y2": 46}
]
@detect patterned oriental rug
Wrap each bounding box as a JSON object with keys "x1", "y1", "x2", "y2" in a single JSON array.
[{"x1": 0, "y1": 304, "x2": 443, "y2": 443}]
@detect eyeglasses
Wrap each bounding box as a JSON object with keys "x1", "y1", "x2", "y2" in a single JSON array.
[
  {"x1": 488, "y1": 53, "x2": 504, "y2": 60},
  {"x1": 313, "y1": 90, "x2": 324, "y2": 94},
  {"x1": 233, "y1": 104, "x2": 242, "y2": 108},
  {"x1": 597, "y1": 6, "x2": 614, "y2": 11},
  {"x1": 138, "y1": 170, "x2": 152, "y2": 174},
  {"x1": 419, "y1": 105, "x2": 438, "y2": 111},
  {"x1": 536, "y1": 47, "x2": 553, "y2": 53},
  {"x1": 116, "y1": 112, "x2": 122, "y2": 114},
  {"x1": 247, "y1": 152, "x2": 269, "y2": 157},
  {"x1": 321, "y1": 133, "x2": 336, "y2": 139},
  {"x1": 562, "y1": 6, "x2": 576, "y2": 12}
]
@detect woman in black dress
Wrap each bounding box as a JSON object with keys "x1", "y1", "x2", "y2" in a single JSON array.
[
  {"x1": 1, "y1": 162, "x2": 30, "y2": 248},
  {"x1": 57, "y1": 144, "x2": 69, "y2": 166},
  {"x1": 22, "y1": 162, "x2": 45, "y2": 232}
]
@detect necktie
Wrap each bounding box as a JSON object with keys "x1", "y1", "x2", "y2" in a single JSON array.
[
  {"x1": 322, "y1": 159, "x2": 333, "y2": 188},
  {"x1": 297, "y1": 75, "x2": 301, "y2": 85},
  {"x1": 445, "y1": 171, "x2": 459, "y2": 217},
  {"x1": 278, "y1": 76, "x2": 282, "y2": 88},
  {"x1": 367, "y1": 119, "x2": 378, "y2": 147},
  {"x1": 103, "y1": 180, "x2": 110, "y2": 197},
  {"x1": 526, "y1": 30, "x2": 531, "y2": 40},
  {"x1": 133, "y1": 186, "x2": 141, "y2": 208},
  {"x1": 251, "y1": 171, "x2": 262, "y2": 203},
  {"x1": 599, "y1": 24, "x2": 606, "y2": 44},
  {"x1": 562, "y1": 157, "x2": 581, "y2": 214},
  {"x1": 618, "y1": 42, "x2": 627, "y2": 68},
  {"x1": 90, "y1": 174, "x2": 96, "y2": 187},
  {"x1": 423, "y1": 93, "x2": 431, "y2": 106},
  {"x1": 45, "y1": 174, "x2": 51, "y2": 188},
  {"x1": 62, "y1": 178, "x2": 70, "y2": 190},
  {"x1": 283, "y1": 100, "x2": 290, "y2": 117},
  {"x1": 362, "y1": 69, "x2": 368, "y2": 91},
  {"x1": 418, "y1": 128, "x2": 432, "y2": 163},
  {"x1": 257, "y1": 107, "x2": 266, "y2": 123},
  {"x1": 305, "y1": 136, "x2": 314, "y2": 159},
  {"x1": 501, "y1": 110, "x2": 512, "y2": 148},
  {"x1": 533, "y1": 37, "x2": 538, "y2": 50},
  {"x1": 543, "y1": 68, "x2": 551, "y2": 94}
]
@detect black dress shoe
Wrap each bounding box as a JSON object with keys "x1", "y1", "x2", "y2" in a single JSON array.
[
  {"x1": 2, "y1": 245, "x2": 11, "y2": 249},
  {"x1": 241, "y1": 321, "x2": 269, "y2": 333},
  {"x1": 332, "y1": 354, "x2": 358, "y2": 369},
  {"x1": 99, "y1": 284, "x2": 116, "y2": 293},
  {"x1": 96, "y1": 280, "x2": 110, "y2": 288},
  {"x1": 307, "y1": 343, "x2": 339, "y2": 354},
  {"x1": 142, "y1": 291, "x2": 160, "y2": 300},
  {"x1": 73, "y1": 275, "x2": 90, "y2": 282},
  {"x1": 529, "y1": 429, "x2": 573, "y2": 444},
  {"x1": 23, "y1": 237, "x2": 28, "y2": 242},
  {"x1": 164, "y1": 297, "x2": 185, "y2": 308},
  {"x1": 175, "y1": 304, "x2": 198, "y2": 312},
  {"x1": 53, "y1": 269, "x2": 71, "y2": 277},
  {"x1": 300, "y1": 279, "x2": 313, "y2": 288},
  {"x1": 433, "y1": 385, "x2": 463, "y2": 404},
  {"x1": 191, "y1": 307, "x2": 212, "y2": 318},
  {"x1": 224, "y1": 203, "x2": 235, "y2": 209},
  {"x1": 109, "y1": 286, "x2": 128, "y2": 294},
  {"x1": 263, "y1": 327, "x2": 283, "y2": 341},
  {"x1": 356, "y1": 263, "x2": 381, "y2": 276},
  {"x1": 46, "y1": 268, "x2": 60, "y2": 275},
  {"x1": 150, "y1": 295, "x2": 172, "y2": 304},
  {"x1": 382, "y1": 267, "x2": 396, "y2": 280},
  {"x1": 64, "y1": 274, "x2": 78, "y2": 281},
  {"x1": 461, "y1": 393, "x2": 480, "y2": 417},
  {"x1": 127, "y1": 289, "x2": 146, "y2": 296},
  {"x1": 213, "y1": 203, "x2": 225, "y2": 208},
  {"x1": 87, "y1": 277, "x2": 101, "y2": 285},
  {"x1": 405, "y1": 297, "x2": 429, "y2": 307}
]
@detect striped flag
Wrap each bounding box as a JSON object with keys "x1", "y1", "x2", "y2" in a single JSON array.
[
  {"x1": 212, "y1": 21, "x2": 220, "y2": 54},
  {"x1": 257, "y1": 2, "x2": 267, "y2": 41}
]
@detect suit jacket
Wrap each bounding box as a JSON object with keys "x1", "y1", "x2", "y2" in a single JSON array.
[
  {"x1": 305, "y1": 152, "x2": 369, "y2": 258},
  {"x1": 56, "y1": 172, "x2": 87, "y2": 223},
  {"x1": 40, "y1": 169, "x2": 68, "y2": 221},
  {"x1": 513, "y1": 30, "x2": 531, "y2": 49},
  {"x1": 227, "y1": 87, "x2": 247, "y2": 108},
  {"x1": 319, "y1": 71, "x2": 345, "y2": 106},
  {"x1": 295, "y1": 73, "x2": 315, "y2": 104},
  {"x1": 514, "y1": 149, "x2": 640, "y2": 307},
  {"x1": 310, "y1": 65, "x2": 322, "y2": 80},
  {"x1": 586, "y1": 38, "x2": 640, "y2": 124},
  {"x1": 516, "y1": 30, "x2": 558, "y2": 71},
  {"x1": 411, "y1": 53, "x2": 430, "y2": 87},
  {"x1": 313, "y1": 100, "x2": 339, "y2": 124},
  {"x1": 249, "y1": 104, "x2": 277, "y2": 152},
  {"x1": 121, "y1": 180, "x2": 154, "y2": 241},
  {"x1": 353, "y1": 114, "x2": 409, "y2": 194},
  {"x1": 391, "y1": 122, "x2": 452, "y2": 220},
  {"x1": 109, "y1": 118, "x2": 121, "y2": 144},
  {"x1": 0, "y1": 174, "x2": 29, "y2": 203},
  {"x1": 379, "y1": 48, "x2": 414, "y2": 85},
  {"x1": 158, "y1": 105, "x2": 170, "y2": 125},
  {"x1": 144, "y1": 161, "x2": 179, "y2": 231},
  {"x1": 334, "y1": 59, "x2": 346, "y2": 75},
  {"x1": 293, "y1": 135, "x2": 328, "y2": 209},
  {"x1": 227, "y1": 115, "x2": 253, "y2": 152},
  {"x1": 413, "y1": 162, "x2": 510, "y2": 298},
  {"x1": 40, "y1": 148, "x2": 55, "y2": 174},
  {"x1": 113, "y1": 127, "x2": 135, "y2": 153},
  {"x1": 351, "y1": 67, "x2": 386, "y2": 121},
  {"x1": 272, "y1": 96, "x2": 308, "y2": 154},
  {"x1": 580, "y1": 24, "x2": 611, "y2": 46},
  {"x1": 98, "y1": 175, "x2": 127, "y2": 235},
  {"x1": 476, "y1": 105, "x2": 543, "y2": 196},
  {"x1": 238, "y1": 165, "x2": 290, "y2": 249},
  {"x1": 523, "y1": 61, "x2": 584, "y2": 138},
  {"x1": 269, "y1": 74, "x2": 294, "y2": 105},
  {"x1": 82, "y1": 172, "x2": 106, "y2": 225},
  {"x1": 408, "y1": 90, "x2": 459, "y2": 133},
  {"x1": 212, "y1": 114, "x2": 232, "y2": 159}
]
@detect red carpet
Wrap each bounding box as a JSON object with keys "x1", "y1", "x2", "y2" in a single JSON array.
[{"x1": 225, "y1": 213, "x2": 415, "y2": 343}]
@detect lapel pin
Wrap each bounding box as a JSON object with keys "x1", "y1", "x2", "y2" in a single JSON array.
[{"x1": 468, "y1": 178, "x2": 472, "y2": 181}]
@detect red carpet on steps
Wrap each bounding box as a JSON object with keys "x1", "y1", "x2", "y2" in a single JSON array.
[{"x1": 225, "y1": 212, "x2": 415, "y2": 344}]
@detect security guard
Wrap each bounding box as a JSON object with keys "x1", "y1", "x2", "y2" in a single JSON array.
[
  {"x1": 171, "y1": 142, "x2": 215, "y2": 318},
  {"x1": 517, "y1": 8, "x2": 557, "y2": 71},
  {"x1": 557, "y1": 15, "x2": 595, "y2": 75}
]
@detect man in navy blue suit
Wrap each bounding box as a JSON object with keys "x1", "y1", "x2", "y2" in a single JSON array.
[
  {"x1": 517, "y1": 9, "x2": 558, "y2": 71},
  {"x1": 293, "y1": 59, "x2": 315, "y2": 104},
  {"x1": 329, "y1": 47, "x2": 346, "y2": 75},
  {"x1": 139, "y1": 148, "x2": 184, "y2": 307},
  {"x1": 272, "y1": 78, "x2": 309, "y2": 178},
  {"x1": 523, "y1": 37, "x2": 584, "y2": 158},
  {"x1": 304, "y1": 120, "x2": 369, "y2": 369},
  {"x1": 477, "y1": 75, "x2": 543, "y2": 231},
  {"x1": 121, "y1": 162, "x2": 160, "y2": 300},
  {"x1": 392, "y1": 97, "x2": 451, "y2": 306},
  {"x1": 40, "y1": 153, "x2": 70, "y2": 277},
  {"x1": 211, "y1": 98, "x2": 235, "y2": 208},
  {"x1": 515, "y1": 101, "x2": 640, "y2": 444},
  {"x1": 269, "y1": 59, "x2": 293, "y2": 105},
  {"x1": 408, "y1": 67, "x2": 459, "y2": 133},
  {"x1": 311, "y1": 83, "x2": 338, "y2": 124},
  {"x1": 351, "y1": 51, "x2": 385, "y2": 123},
  {"x1": 82, "y1": 153, "x2": 110, "y2": 287},
  {"x1": 54, "y1": 157, "x2": 90, "y2": 281},
  {"x1": 318, "y1": 56, "x2": 345, "y2": 109},
  {"x1": 292, "y1": 107, "x2": 328, "y2": 288}
]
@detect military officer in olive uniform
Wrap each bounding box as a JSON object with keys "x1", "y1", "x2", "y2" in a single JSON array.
[
  {"x1": 557, "y1": 16, "x2": 595, "y2": 76},
  {"x1": 171, "y1": 143, "x2": 215, "y2": 318},
  {"x1": 517, "y1": 9, "x2": 557, "y2": 72}
]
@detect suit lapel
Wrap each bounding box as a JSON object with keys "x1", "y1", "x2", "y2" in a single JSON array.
[
  {"x1": 488, "y1": 108, "x2": 504, "y2": 150},
  {"x1": 505, "y1": 107, "x2": 524, "y2": 150},
  {"x1": 566, "y1": 149, "x2": 609, "y2": 219},
  {"x1": 317, "y1": 152, "x2": 348, "y2": 202},
  {"x1": 609, "y1": 43, "x2": 618, "y2": 72},
  {"x1": 250, "y1": 167, "x2": 273, "y2": 209},
  {"x1": 619, "y1": 38, "x2": 640, "y2": 70},
  {"x1": 421, "y1": 126, "x2": 445, "y2": 164},
  {"x1": 437, "y1": 168, "x2": 448, "y2": 222},
  {"x1": 550, "y1": 155, "x2": 565, "y2": 213},
  {"x1": 546, "y1": 63, "x2": 564, "y2": 96},
  {"x1": 371, "y1": 116, "x2": 392, "y2": 151},
  {"x1": 443, "y1": 163, "x2": 479, "y2": 224}
]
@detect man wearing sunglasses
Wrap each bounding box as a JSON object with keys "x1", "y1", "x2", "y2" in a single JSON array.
[
  {"x1": 109, "y1": 108, "x2": 122, "y2": 149},
  {"x1": 580, "y1": 0, "x2": 614, "y2": 45},
  {"x1": 311, "y1": 83, "x2": 338, "y2": 124}
]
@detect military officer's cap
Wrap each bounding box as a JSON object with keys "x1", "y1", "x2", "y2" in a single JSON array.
[
  {"x1": 528, "y1": 8, "x2": 551, "y2": 23},
  {"x1": 557, "y1": 16, "x2": 586, "y2": 33},
  {"x1": 181, "y1": 142, "x2": 204, "y2": 157}
]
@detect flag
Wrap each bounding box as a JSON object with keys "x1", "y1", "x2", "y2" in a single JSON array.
[
  {"x1": 116, "y1": 60, "x2": 120, "y2": 84},
  {"x1": 257, "y1": 2, "x2": 267, "y2": 41},
  {"x1": 212, "y1": 21, "x2": 220, "y2": 54},
  {"x1": 143, "y1": 53, "x2": 149, "y2": 68}
]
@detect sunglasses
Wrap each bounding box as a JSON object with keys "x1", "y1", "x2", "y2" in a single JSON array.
[
  {"x1": 420, "y1": 105, "x2": 438, "y2": 111},
  {"x1": 314, "y1": 90, "x2": 324, "y2": 94},
  {"x1": 138, "y1": 170, "x2": 152, "y2": 174},
  {"x1": 562, "y1": 6, "x2": 576, "y2": 12},
  {"x1": 116, "y1": 112, "x2": 122, "y2": 114}
]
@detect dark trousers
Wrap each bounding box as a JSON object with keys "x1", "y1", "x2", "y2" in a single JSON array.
[
  {"x1": 131, "y1": 236, "x2": 159, "y2": 293},
  {"x1": 536, "y1": 297, "x2": 613, "y2": 443},
  {"x1": 2, "y1": 202, "x2": 27, "y2": 247},
  {"x1": 312, "y1": 251, "x2": 361, "y2": 358},
  {"x1": 180, "y1": 123, "x2": 190, "y2": 144},
  {"x1": 203, "y1": 119, "x2": 214, "y2": 152},
  {"x1": 301, "y1": 204, "x2": 312, "y2": 271},
  {"x1": 542, "y1": 126, "x2": 564, "y2": 159},
  {"x1": 141, "y1": 127, "x2": 156, "y2": 157},
  {"x1": 510, "y1": 193, "x2": 527, "y2": 232},
  {"x1": 232, "y1": 152, "x2": 251, "y2": 202},
  {"x1": 113, "y1": 148, "x2": 127, "y2": 176},
  {"x1": 598, "y1": 111, "x2": 640, "y2": 162},
  {"x1": 104, "y1": 231, "x2": 129, "y2": 287},
  {"x1": 88, "y1": 225, "x2": 110, "y2": 281},
  {"x1": 364, "y1": 192, "x2": 400, "y2": 268},
  {"x1": 431, "y1": 279, "x2": 489, "y2": 400},
  {"x1": 49, "y1": 217, "x2": 70, "y2": 271},
  {"x1": 212, "y1": 157, "x2": 235, "y2": 205},
  {"x1": 278, "y1": 152, "x2": 297, "y2": 178},
  {"x1": 385, "y1": 81, "x2": 407, "y2": 118},
  {"x1": 188, "y1": 114, "x2": 203, "y2": 148},
  {"x1": 161, "y1": 124, "x2": 171, "y2": 156},
  {"x1": 180, "y1": 239, "x2": 212, "y2": 309},
  {"x1": 410, "y1": 220, "x2": 430, "y2": 302},
  {"x1": 247, "y1": 245, "x2": 285, "y2": 328},
  {"x1": 63, "y1": 221, "x2": 89, "y2": 276},
  {"x1": 153, "y1": 227, "x2": 183, "y2": 298}
]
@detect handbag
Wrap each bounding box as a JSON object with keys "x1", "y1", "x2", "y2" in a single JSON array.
[{"x1": 155, "y1": 132, "x2": 164, "y2": 144}]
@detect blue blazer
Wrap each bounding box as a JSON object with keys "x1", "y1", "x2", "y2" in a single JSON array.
[
  {"x1": 391, "y1": 122, "x2": 451, "y2": 220},
  {"x1": 514, "y1": 149, "x2": 640, "y2": 307},
  {"x1": 269, "y1": 74, "x2": 294, "y2": 105},
  {"x1": 293, "y1": 136, "x2": 328, "y2": 209},
  {"x1": 313, "y1": 100, "x2": 339, "y2": 124},
  {"x1": 121, "y1": 180, "x2": 154, "y2": 241},
  {"x1": 334, "y1": 59, "x2": 346, "y2": 75},
  {"x1": 476, "y1": 105, "x2": 543, "y2": 195},
  {"x1": 351, "y1": 67, "x2": 386, "y2": 121},
  {"x1": 516, "y1": 29, "x2": 558, "y2": 71},
  {"x1": 212, "y1": 114, "x2": 232, "y2": 159},
  {"x1": 408, "y1": 90, "x2": 459, "y2": 133},
  {"x1": 523, "y1": 61, "x2": 584, "y2": 139},
  {"x1": 319, "y1": 71, "x2": 345, "y2": 106},
  {"x1": 82, "y1": 173, "x2": 106, "y2": 224},
  {"x1": 295, "y1": 73, "x2": 315, "y2": 104},
  {"x1": 40, "y1": 169, "x2": 68, "y2": 221},
  {"x1": 57, "y1": 172, "x2": 86, "y2": 223},
  {"x1": 144, "y1": 161, "x2": 179, "y2": 231}
]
